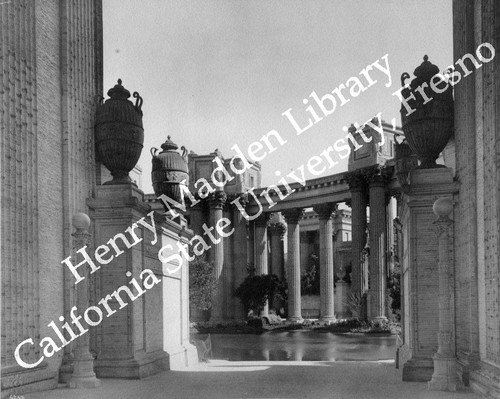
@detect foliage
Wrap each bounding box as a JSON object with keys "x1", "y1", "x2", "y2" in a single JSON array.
[
  {"x1": 189, "y1": 256, "x2": 217, "y2": 311},
  {"x1": 301, "y1": 254, "x2": 320, "y2": 295},
  {"x1": 343, "y1": 292, "x2": 365, "y2": 319},
  {"x1": 235, "y1": 274, "x2": 286, "y2": 315},
  {"x1": 388, "y1": 266, "x2": 401, "y2": 319}
]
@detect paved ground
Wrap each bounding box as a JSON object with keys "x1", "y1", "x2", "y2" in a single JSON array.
[{"x1": 24, "y1": 360, "x2": 480, "y2": 399}]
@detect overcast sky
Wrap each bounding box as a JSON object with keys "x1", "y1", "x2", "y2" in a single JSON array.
[{"x1": 103, "y1": 0, "x2": 453, "y2": 190}]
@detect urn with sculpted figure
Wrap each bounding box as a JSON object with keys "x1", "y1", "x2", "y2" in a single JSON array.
[
  {"x1": 399, "y1": 56, "x2": 454, "y2": 168},
  {"x1": 151, "y1": 136, "x2": 189, "y2": 203}
]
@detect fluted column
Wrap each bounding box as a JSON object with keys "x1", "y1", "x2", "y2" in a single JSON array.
[
  {"x1": 282, "y1": 208, "x2": 303, "y2": 322},
  {"x1": 429, "y1": 198, "x2": 462, "y2": 391},
  {"x1": 268, "y1": 222, "x2": 286, "y2": 314},
  {"x1": 209, "y1": 191, "x2": 227, "y2": 322},
  {"x1": 254, "y1": 213, "x2": 270, "y2": 316},
  {"x1": 231, "y1": 194, "x2": 249, "y2": 319},
  {"x1": 254, "y1": 213, "x2": 270, "y2": 275},
  {"x1": 346, "y1": 171, "x2": 368, "y2": 296},
  {"x1": 269, "y1": 222, "x2": 286, "y2": 279},
  {"x1": 367, "y1": 167, "x2": 388, "y2": 321},
  {"x1": 223, "y1": 201, "x2": 234, "y2": 319},
  {"x1": 313, "y1": 203, "x2": 337, "y2": 322},
  {"x1": 68, "y1": 214, "x2": 100, "y2": 388}
]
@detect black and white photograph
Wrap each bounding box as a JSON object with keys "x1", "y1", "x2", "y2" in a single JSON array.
[{"x1": 1, "y1": 1, "x2": 499, "y2": 398}]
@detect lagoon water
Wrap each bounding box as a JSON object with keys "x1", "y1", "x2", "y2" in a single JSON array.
[{"x1": 192, "y1": 331, "x2": 397, "y2": 362}]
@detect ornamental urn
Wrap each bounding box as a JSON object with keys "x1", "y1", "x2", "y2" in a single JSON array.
[
  {"x1": 400, "y1": 56, "x2": 454, "y2": 168},
  {"x1": 95, "y1": 79, "x2": 144, "y2": 184},
  {"x1": 151, "y1": 136, "x2": 189, "y2": 202}
]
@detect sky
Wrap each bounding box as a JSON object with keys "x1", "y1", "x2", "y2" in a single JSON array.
[{"x1": 103, "y1": 0, "x2": 453, "y2": 191}]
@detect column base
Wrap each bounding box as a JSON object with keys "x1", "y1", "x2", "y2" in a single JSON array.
[
  {"x1": 402, "y1": 356, "x2": 434, "y2": 382},
  {"x1": 94, "y1": 349, "x2": 169, "y2": 379},
  {"x1": 68, "y1": 355, "x2": 101, "y2": 388},
  {"x1": 428, "y1": 355, "x2": 463, "y2": 391},
  {"x1": 320, "y1": 316, "x2": 336, "y2": 323}
]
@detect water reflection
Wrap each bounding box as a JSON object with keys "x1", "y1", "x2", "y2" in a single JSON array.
[{"x1": 192, "y1": 331, "x2": 396, "y2": 362}]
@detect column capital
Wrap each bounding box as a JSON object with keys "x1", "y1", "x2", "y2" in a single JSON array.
[
  {"x1": 345, "y1": 170, "x2": 366, "y2": 191},
  {"x1": 209, "y1": 191, "x2": 227, "y2": 209},
  {"x1": 313, "y1": 203, "x2": 337, "y2": 220},
  {"x1": 364, "y1": 165, "x2": 391, "y2": 187},
  {"x1": 254, "y1": 212, "x2": 271, "y2": 227},
  {"x1": 282, "y1": 208, "x2": 303, "y2": 224},
  {"x1": 268, "y1": 222, "x2": 286, "y2": 238}
]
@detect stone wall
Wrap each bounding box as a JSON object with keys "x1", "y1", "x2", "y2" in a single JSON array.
[
  {"x1": 1, "y1": 0, "x2": 102, "y2": 395},
  {"x1": 453, "y1": 0, "x2": 500, "y2": 396}
]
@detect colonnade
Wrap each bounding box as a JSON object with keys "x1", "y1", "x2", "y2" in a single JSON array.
[
  {"x1": 190, "y1": 164, "x2": 392, "y2": 322},
  {"x1": 346, "y1": 165, "x2": 392, "y2": 321}
]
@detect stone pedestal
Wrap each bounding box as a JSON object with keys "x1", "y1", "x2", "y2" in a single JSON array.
[
  {"x1": 428, "y1": 198, "x2": 463, "y2": 391},
  {"x1": 68, "y1": 214, "x2": 101, "y2": 389},
  {"x1": 335, "y1": 280, "x2": 350, "y2": 319},
  {"x1": 399, "y1": 168, "x2": 457, "y2": 382},
  {"x1": 88, "y1": 184, "x2": 196, "y2": 378}
]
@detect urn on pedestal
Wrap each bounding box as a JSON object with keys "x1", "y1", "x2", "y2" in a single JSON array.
[
  {"x1": 399, "y1": 56, "x2": 454, "y2": 168},
  {"x1": 151, "y1": 136, "x2": 189, "y2": 203},
  {"x1": 95, "y1": 79, "x2": 144, "y2": 184}
]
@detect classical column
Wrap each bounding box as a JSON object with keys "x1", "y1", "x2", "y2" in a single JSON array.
[
  {"x1": 282, "y1": 208, "x2": 303, "y2": 322},
  {"x1": 248, "y1": 221, "x2": 255, "y2": 273},
  {"x1": 254, "y1": 213, "x2": 270, "y2": 275},
  {"x1": 68, "y1": 213, "x2": 100, "y2": 388},
  {"x1": 269, "y1": 222, "x2": 286, "y2": 279},
  {"x1": 209, "y1": 191, "x2": 227, "y2": 322},
  {"x1": 346, "y1": 171, "x2": 367, "y2": 296},
  {"x1": 231, "y1": 193, "x2": 249, "y2": 320},
  {"x1": 367, "y1": 166, "x2": 387, "y2": 321},
  {"x1": 268, "y1": 222, "x2": 286, "y2": 314},
  {"x1": 254, "y1": 213, "x2": 270, "y2": 316},
  {"x1": 428, "y1": 198, "x2": 463, "y2": 391},
  {"x1": 313, "y1": 203, "x2": 337, "y2": 322},
  {"x1": 223, "y1": 201, "x2": 234, "y2": 319}
]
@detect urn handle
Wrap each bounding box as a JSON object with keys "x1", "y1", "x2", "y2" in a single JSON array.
[
  {"x1": 133, "y1": 92, "x2": 143, "y2": 112},
  {"x1": 151, "y1": 147, "x2": 159, "y2": 158},
  {"x1": 181, "y1": 146, "x2": 188, "y2": 161},
  {"x1": 400, "y1": 72, "x2": 410, "y2": 87}
]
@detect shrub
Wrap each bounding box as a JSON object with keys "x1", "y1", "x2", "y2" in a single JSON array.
[
  {"x1": 235, "y1": 274, "x2": 286, "y2": 316},
  {"x1": 301, "y1": 254, "x2": 320, "y2": 295},
  {"x1": 189, "y1": 256, "x2": 217, "y2": 311}
]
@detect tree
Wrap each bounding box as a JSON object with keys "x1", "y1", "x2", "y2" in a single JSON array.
[
  {"x1": 235, "y1": 274, "x2": 286, "y2": 316},
  {"x1": 189, "y1": 256, "x2": 217, "y2": 311}
]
